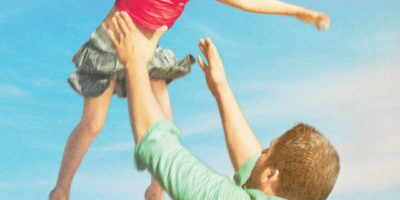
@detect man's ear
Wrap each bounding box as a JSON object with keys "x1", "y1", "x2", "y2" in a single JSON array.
[{"x1": 261, "y1": 167, "x2": 279, "y2": 195}]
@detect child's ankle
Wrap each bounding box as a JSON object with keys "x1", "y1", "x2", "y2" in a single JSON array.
[{"x1": 49, "y1": 187, "x2": 69, "y2": 200}]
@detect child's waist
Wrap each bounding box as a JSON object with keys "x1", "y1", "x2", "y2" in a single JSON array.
[{"x1": 114, "y1": 0, "x2": 188, "y2": 31}]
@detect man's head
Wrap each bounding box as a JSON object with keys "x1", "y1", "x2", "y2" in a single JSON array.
[{"x1": 250, "y1": 124, "x2": 340, "y2": 200}]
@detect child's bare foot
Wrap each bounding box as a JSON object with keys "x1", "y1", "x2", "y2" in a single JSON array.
[
  {"x1": 144, "y1": 184, "x2": 164, "y2": 200},
  {"x1": 48, "y1": 188, "x2": 69, "y2": 200}
]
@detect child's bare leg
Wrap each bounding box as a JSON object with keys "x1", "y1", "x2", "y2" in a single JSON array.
[
  {"x1": 151, "y1": 79, "x2": 173, "y2": 120},
  {"x1": 49, "y1": 80, "x2": 117, "y2": 200},
  {"x1": 143, "y1": 79, "x2": 173, "y2": 200},
  {"x1": 145, "y1": 177, "x2": 165, "y2": 200}
]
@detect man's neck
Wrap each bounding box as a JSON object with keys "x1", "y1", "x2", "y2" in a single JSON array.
[{"x1": 245, "y1": 170, "x2": 260, "y2": 189}]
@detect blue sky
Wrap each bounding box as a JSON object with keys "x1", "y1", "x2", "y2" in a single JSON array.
[{"x1": 1, "y1": 0, "x2": 399, "y2": 199}]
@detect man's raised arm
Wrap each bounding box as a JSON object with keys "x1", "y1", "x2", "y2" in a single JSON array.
[
  {"x1": 198, "y1": 38, "x2": 263, "y2": 171},
  {"x1": 107, "y1": 12, "x2": 167, "y2": 144}
]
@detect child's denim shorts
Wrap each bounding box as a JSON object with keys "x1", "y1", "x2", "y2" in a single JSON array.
[{"x1": 68, "y1": 23, "x2": 195, "y2": 98}]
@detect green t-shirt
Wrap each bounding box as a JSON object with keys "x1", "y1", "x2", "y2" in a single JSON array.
[{"x1": 134, "y1": 119, "x2": 285, "y2": 200}]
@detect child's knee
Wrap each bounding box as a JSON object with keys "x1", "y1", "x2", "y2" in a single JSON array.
[{"x1": 78, "y1": 119, "x2": 105, "y2": 138}]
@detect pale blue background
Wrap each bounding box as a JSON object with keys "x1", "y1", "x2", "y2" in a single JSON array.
[{"x1": 1, "y1": 0, "x2": 399, "y2": 199}]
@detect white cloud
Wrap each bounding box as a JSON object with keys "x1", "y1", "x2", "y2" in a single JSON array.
[
  {"x1": 31, "y1": 78, "x2": 59, "y2": 87},
  {"x1": 180, "y1": 15, "x2": 235, "y2": 45},
  {"x1": 71, "y1": 166, "x2": 153, "y2": 199},
  {"x1": 0, "y1": 179, "x2": 53, "y2": 189},
  {"x1": 0, "y1": 182, "x2": 14, "y2": 188},
  {"x1": 176, "y1": 63, "x2": 400, "y2": 195},
  {"x1": 234, "y1": 64, "x2": 400, "y2": 194},
  {"x1": 234, "y1": 64, "x2": 400, "y2": 119},
  {"x1": 91, "y1": 141, "x2": 134, "y2": 152},
  {"x1": 0, "y1": 1, "x2": 46, "y2": 24},
  {"x1": 177, "y1": 110, "x2": 222, "y2": 136},
  {"x1": 333, "y1": 144, "x2": 400, "y2": 195},
  {"x1": 0, "y1": 84, "x2": 29, "y2": 97}
]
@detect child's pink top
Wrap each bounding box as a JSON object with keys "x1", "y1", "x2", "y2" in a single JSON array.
[{"x1": 115, "y1": 0, "x2": 189, "y2": 31}]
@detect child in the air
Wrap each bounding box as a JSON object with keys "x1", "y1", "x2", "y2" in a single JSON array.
[{"x1": 49, "y1": 0, "x2": 330, "y2": 199}]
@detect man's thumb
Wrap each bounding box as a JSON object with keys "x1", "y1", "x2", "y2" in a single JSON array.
[{"x1": 153, "y1": 25, "x2": 168, "y2": 41}]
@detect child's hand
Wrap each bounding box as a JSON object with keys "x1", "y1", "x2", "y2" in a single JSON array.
[
  {"x1": 107, "y1": 11, "x2": 167, "y2": 65},
  {"x1": 297, "y1": 11, "x2": 330, "y2": 31},
  {"x1": 198, "y1": 37, "x2": 228, "y2": 98}
]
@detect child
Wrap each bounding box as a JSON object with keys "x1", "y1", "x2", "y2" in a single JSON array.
[{"x1": 49, "y1": 0, "x2": 330, "y2": 199}]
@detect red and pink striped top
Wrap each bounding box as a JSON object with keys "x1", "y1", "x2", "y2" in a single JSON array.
[{"x1": 115, "y1": 0, "x2": 189, "y2": 31}]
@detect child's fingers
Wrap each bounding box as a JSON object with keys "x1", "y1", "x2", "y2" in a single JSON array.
[
  {"x1": 323, "y1": 17, "x2": 330, "y2": 31},
  {"x1": 319, "y1": 14, "x2": 330, "y2": 31},
  {"x1": 107, "y1": 30, "x2": 119, "y2": 47},
  {"x1": 116, "y1": 13, "x2": 129, "y2": 35},
  {"x1": 322, "y1": 22, "x2": 328, "y2": 31},
  {"x1": 197, "y1": 55, "x2": 208, "y2": 72},
  {"x1": 120, "y1": 11, "x2": 135, "y2": 32}
]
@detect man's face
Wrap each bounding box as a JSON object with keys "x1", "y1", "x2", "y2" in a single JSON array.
[
  {"x1": 246, "y1": 137, "x2": 280, "y2": 189},
  {"x1": 256, "y1": 137, "x2": 280, "y2": 169}
]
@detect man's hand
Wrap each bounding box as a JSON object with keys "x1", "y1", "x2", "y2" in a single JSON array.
[
  {"x1": 198, "y1": 38, "x2": 263, "y2": 170},
  {"x1": 107, "y1": 11, "x2": 168, "y2": 65},
  {"x1": 198, "y1": 37, "x2": 228, "y2": 99},
  {"x1": 297, "y1": 10, "x2": 330, "y2": 31}
]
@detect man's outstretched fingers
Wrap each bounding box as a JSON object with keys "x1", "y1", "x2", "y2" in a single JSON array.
[
  {"x1": 197, "y1": 55, "x2": 207, "y2": 71},
  {"x1": 199, "y1": 44, "x2": 206, "y2": 57},
  {"x1": 205, "y1": 37, "x2": 218, "y2": 55},
  {"x1": 204, "y1": 37, "x2": 221, "y2": 62},
  {"x1": 120, "y1": 11, "x2": 135, "y2": 31},
  {"x1": 116, "y1": 13, "x2": 129, "y2": 35},
  {"x1": 199, "y1": 38, "x2": 206, "y2": 47},
  {"x1": 199, "y1": 38, "x2": 206, "y2": 51},
  {"x1": 199, "y1": 38, "x2": 210, "y2": 60},
  {"x1": 205, "y1": 37, "x2": 213, "y2": 47},
  {"x1": 107, "y1": 30, "x2": 119, "y2": 47},
  {"x1": 112, "y1": 17, "x2": 122, "y2": 37}
]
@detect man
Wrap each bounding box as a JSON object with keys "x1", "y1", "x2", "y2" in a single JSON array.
[{"x1": 109, "y1": 11, "x2": 340, "y2": 200}]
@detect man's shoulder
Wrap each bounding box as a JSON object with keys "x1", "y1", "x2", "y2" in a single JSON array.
[{"x1": 219, "y1": 179, "x2": 252, "y2": 200}]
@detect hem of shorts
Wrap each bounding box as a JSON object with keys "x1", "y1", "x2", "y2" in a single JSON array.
[
  {"x1": 67, "y1": 75, "x2": 115, "y2": 98},
  {"x1": 67, "y1": 79, "x2": 85, "y2": 98},
  {"x1": 72, "y1": 62, "x2": 121, "y2": 75}
]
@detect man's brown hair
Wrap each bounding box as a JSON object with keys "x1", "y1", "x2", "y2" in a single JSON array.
[{"x1": 266, "y1": 124, "x2": 340, "y2": 200}]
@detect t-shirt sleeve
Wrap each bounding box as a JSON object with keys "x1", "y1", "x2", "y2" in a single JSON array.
[
  {"x1": 234, "y1": 152, "x2": 262, "y2": 187},
  {"x1": 134, "y1": 119, "x2": 251, "y2": 200}
]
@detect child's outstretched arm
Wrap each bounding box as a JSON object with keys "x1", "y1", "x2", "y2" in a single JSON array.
[{"x1": 217, "y1": 0, "x2": 330, "y2": 31}]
